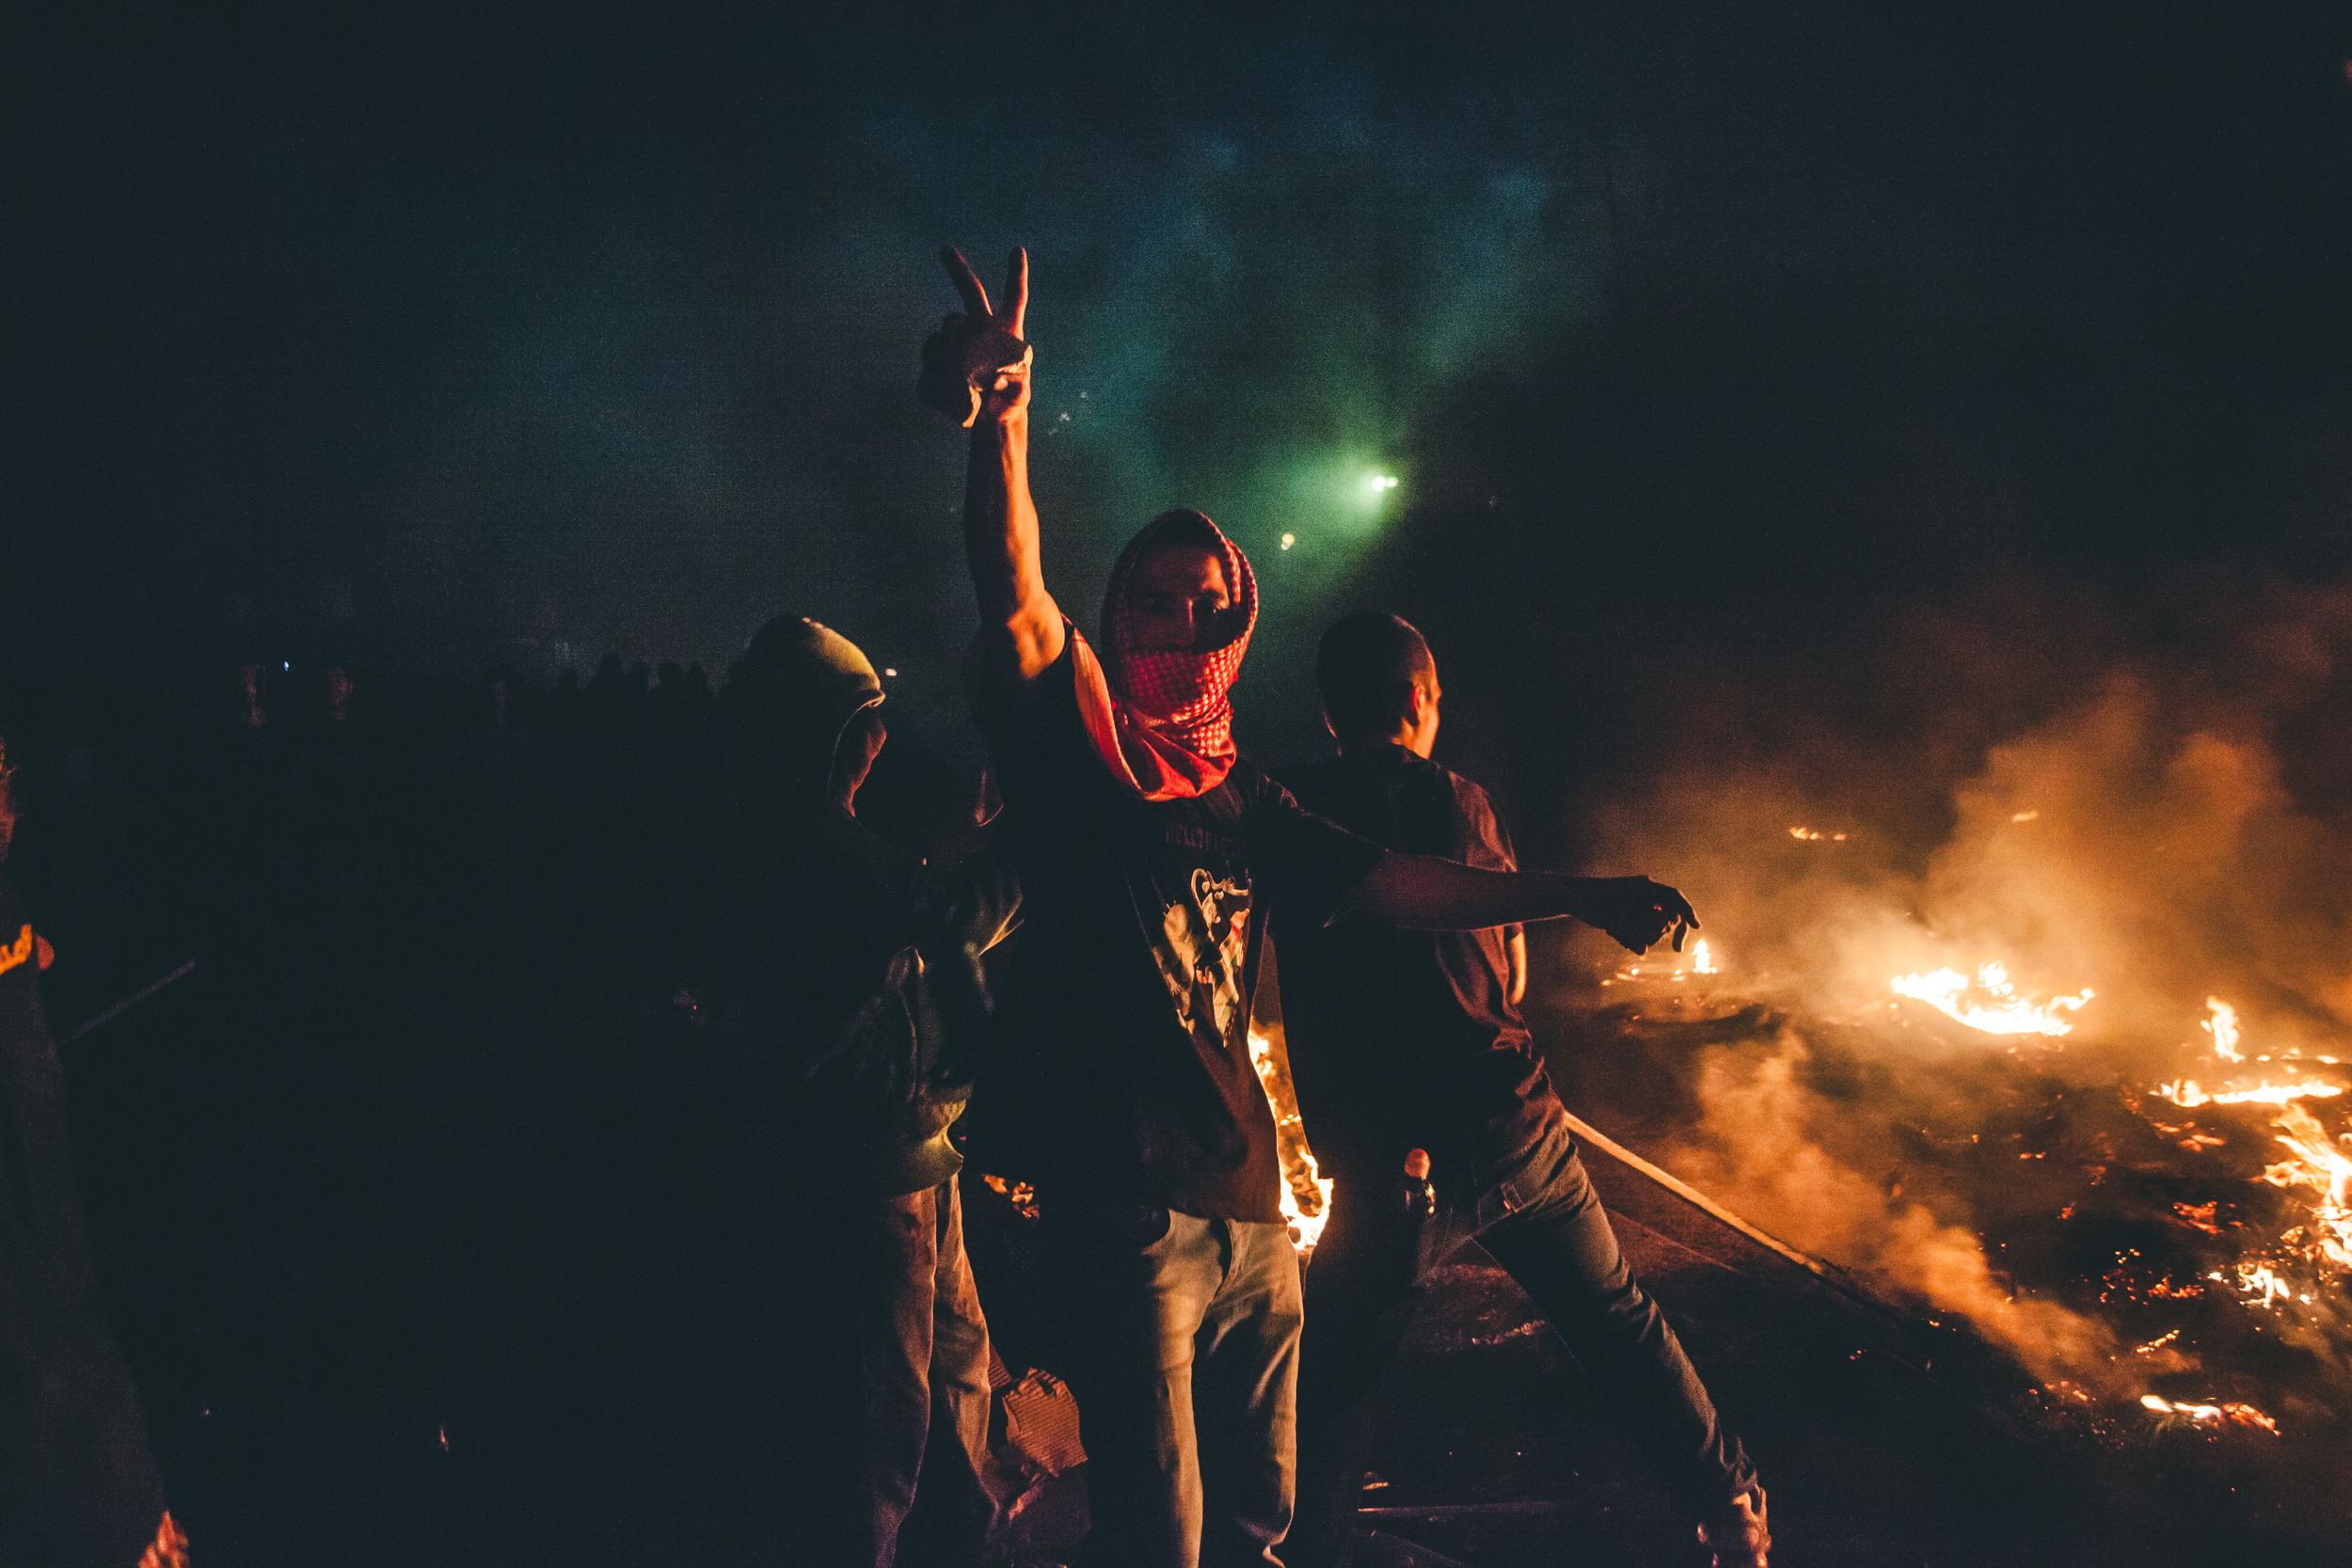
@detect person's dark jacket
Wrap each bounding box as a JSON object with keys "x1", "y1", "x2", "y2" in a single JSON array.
[{"x1": 697, "y1": 807, "x2": 1018, "y2": 1195}]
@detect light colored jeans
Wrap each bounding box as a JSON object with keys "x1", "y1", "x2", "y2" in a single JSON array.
[{"x1": 1046, "y1": 1203, "x2": 1305, "y2": 1568}]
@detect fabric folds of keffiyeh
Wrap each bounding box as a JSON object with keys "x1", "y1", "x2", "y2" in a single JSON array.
[{"x1": 1070, "y1": 509, "x2": 1258, "y2": 801}]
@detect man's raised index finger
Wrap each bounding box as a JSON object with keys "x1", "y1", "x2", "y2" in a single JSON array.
[
  {"x1": 941, "y1": 245, "x2": 993, "y2": 319},
  {"x1": 1005, "y1": 247, "x2": 1028, "y2": 338}
]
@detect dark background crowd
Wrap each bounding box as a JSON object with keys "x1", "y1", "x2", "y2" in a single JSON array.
[{"x1": 1, "y1": 651, "x2": 1005, "y2": 1563}]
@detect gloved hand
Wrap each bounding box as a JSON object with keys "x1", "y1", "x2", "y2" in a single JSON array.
[
  {"x1": 918, "y1": 245, "x2": 1032, "y2": 426},
  {"x1": 1581, "y1": 876, "x2": 1700, "y2": 955}
]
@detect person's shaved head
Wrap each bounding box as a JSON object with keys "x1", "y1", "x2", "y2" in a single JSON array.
[{"x1": 1316, "y1": 612, "x2": 1437, "y2": 746}]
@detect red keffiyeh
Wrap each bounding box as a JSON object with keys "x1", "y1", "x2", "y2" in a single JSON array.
[{"x1": 1071, "y1": 509, "x2": 1258, "y2": 800}]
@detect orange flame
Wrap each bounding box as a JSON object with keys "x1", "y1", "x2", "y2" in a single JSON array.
[
  {"x1": 2140, "y1": 1394, "x2": 2279, "y2": 1433},
  {"x1": 2262, "y1": 1104, "x2": 2352, "y2": 1272},
  {"x1": 1888, "y1": 962, "x2": 2094, "y2": 1037},
  {"x1": 2202, "y1": 999, "x2": 2245, "y2": 1064},
  {"x1": 1248, "y1": 1028, "x2": 1335, "y2": 1256},
  {"x1": 2157, "y1": 1079, "x2": 2345, "y2": 1108}
]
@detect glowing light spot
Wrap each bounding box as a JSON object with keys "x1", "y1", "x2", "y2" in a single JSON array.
[
  {"x1": 882, "y1": 668, "x2": 898, "y2": 678},
  {"x1": 2011, "y1": 810, "x2": 2040, "y2": 823},
  {"x1": 1364, "y1": 475, "x2": 1399, "y2": 494},
  {"x1": 1692, "y1": 939, "x2": 1715, "y2": 975},
  {"x1": 1279, "y1": 532, "x2": 1296, "y2": 550}
]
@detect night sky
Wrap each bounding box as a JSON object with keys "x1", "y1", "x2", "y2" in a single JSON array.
[{"x1": 8, "y1": 2, "x2": 2352, "y2": 847}]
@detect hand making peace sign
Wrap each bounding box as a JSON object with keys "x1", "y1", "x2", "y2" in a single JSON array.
[{"x1": 918, "y1": 245, "x2": 1032, "y2": 427}]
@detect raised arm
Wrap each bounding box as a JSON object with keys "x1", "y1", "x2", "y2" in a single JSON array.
[
  {"x1": 1353, "y1": 856, "x2": 1699, "y2": 956},
  {"x1": 924, "y1": 246, "x2": 1065, "y2": 684}
]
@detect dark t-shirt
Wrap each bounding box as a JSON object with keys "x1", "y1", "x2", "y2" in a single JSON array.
[
  {"x1": 974, "y1": 644, "x2": 1385, "y2": 1223},
  {"x1": 0, "y1": 871, "x2": 168, "y2": 1566},
  {"x1": 1271, "y1": 745, "x2": 1553, "y2": 1174}
]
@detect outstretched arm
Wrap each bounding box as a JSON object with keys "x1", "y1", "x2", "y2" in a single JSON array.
[
  {"x1": 1353, "y1": 856, "x2": 1699, "y2": 956},
  {"x1": 928, "y1": 246, "x2": 1065, "y2": 684}
]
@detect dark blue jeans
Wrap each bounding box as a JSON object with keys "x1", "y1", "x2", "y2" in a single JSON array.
[{"x1": 1289, "y1": 1104, "x2": 1756, "y2": 1568}]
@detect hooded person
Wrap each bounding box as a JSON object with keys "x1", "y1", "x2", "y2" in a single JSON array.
[
  {"x1": 696, "y1": 615, "x2": 1020, "y2": 1567},
  {"x1": 928, "y1": 246, "x2": 1716, "y2": 1568}
]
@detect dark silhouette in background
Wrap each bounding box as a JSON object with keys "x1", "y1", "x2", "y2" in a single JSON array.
[{"x1": 0, "y1": 649, "x2": 1015, "y2": 1564}]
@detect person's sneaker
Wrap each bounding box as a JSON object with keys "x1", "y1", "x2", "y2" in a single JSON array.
[{"x1": 1695, "y1": 1483, "x2": 1770, "y2": 1567}]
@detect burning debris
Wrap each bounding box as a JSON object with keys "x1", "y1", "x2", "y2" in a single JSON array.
[
  {"x1": 1538, "y1": 641, "x2": 2352, "y2": 1459},
  {"x1": 2156, "y1": 1079, "x2": 2344, "y2": 1108},
  {"x1": 2260, "y1": 1104, "x2": 2352, "y2": 1272},
  {"x1": 2138, "y1": 1393, "x2": 2279, "y2": 1434},
  {"x1": 1888, "y1": 962, "x2": 2094, "y2": 1037}
]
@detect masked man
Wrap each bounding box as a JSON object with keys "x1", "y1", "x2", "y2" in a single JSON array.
[
  {"x1": 923, "y1": 246, "x2": 1708, "y2": 1568},
  {"x1": 1272, "y1": 613, "x2": 1768, "y2": 1568}
]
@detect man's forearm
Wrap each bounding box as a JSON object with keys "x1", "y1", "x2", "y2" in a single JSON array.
[
  {"x1": 1354, "y1": 854, "x2": 1606, "y2": 930},
  {"x1": 1353, "y1": 855, "x2": 1696, "y2": 954},
  {"x1": 963, "y1": 413, "x2": 1032, "y2": 619},
  {"x1": 962, "y1": 413, "x2": 1063, "y2": 677}
]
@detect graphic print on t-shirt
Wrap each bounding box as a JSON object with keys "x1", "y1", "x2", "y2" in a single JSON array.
[{"x1": 1151, "y1": 866, "x2": 1250, "y2": 1059}]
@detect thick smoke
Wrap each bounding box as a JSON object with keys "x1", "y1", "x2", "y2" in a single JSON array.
[
  {"x1": 1665, "y1": 1030, "x2": 2122, "y2": 1385},
  {"x1": 1548, "y1": 570, "x2": 2352, "y2": 1394}
]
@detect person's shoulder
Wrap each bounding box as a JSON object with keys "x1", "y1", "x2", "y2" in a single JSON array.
[
  {"x1": 1423, "y1": 759, "x2": 1516, "y2": 855},
  {"x1": 1269, "y1": 755, "x2": 1342, "y2": 799},
  {"x1": 1229, "y1": 755, "x2": 1302, "y2": 811},
  {"x1": 1426, "y1": 757, "x2": 1495, "y2": 810},
  {"x1": 976, "y1": 626, "x2": 1079, "y2": 717}
]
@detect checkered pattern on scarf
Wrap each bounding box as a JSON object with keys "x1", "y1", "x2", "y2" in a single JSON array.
[{"x1": 1070, "y1": 510, "x2": 1258, "y2": 800}]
